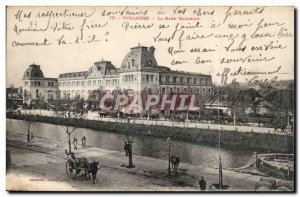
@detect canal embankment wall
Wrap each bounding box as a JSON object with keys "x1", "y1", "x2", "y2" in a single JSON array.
[{"x1": 6, "y1": 114, "x2": 294, "y2": 153}]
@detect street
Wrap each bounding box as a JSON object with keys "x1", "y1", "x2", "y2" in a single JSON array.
[{"x1": 7, "y1": 126, "x2": 266, "y2": 191}]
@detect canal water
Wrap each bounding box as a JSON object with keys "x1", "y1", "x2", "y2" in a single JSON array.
[{"x1": 7, "y1": 119, "x2": 255, "y2": 168}]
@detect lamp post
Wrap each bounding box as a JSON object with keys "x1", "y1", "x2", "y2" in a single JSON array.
[{"x1": 167, "y1": 137, "x2": 171, "y2": 176}]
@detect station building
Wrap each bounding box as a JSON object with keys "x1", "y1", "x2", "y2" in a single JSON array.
[
  {"x1": 22, "y1": 45, "x2": 213, "y2": 104},
  {"x1": 57, "y1": 45, "x2": 213, "y2": 99}
]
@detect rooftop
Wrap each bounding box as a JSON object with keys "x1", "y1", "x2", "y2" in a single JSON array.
[{"x1": 23, "y1": 63, "x2": 44, "y2": 79}]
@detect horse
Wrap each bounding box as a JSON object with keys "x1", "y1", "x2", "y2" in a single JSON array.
[
  {"x1": 170, "y1": 155, "x2": 180, "y2": 174},
  {"x1": 86, "y1": 161, "x2": 99, "y2": 184}
]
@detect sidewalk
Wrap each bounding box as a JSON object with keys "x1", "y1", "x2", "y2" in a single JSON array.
[{"x1": 7, "y1": 130, "x2": 266, "y2": 191}]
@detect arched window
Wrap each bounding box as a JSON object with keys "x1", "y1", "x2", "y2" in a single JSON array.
[{"x1": 161, "y1": 87, "x2": 166, "y2": 94}]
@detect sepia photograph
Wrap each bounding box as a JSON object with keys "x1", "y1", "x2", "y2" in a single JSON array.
[{"x1": 5, "y1": 5, "x2": 295, "y2": 192}]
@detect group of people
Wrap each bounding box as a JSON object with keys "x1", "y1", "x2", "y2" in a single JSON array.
[
  {"x1": 27, "y1": 132, "x2": 34, "y2": 146},
  {"x1": 73, "y1": 136, "x2": 87, "y2": 150}
]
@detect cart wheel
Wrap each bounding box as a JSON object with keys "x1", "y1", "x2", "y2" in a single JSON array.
[{"x1": 66, "y1": 159, "x2": 76, "y2": 179}]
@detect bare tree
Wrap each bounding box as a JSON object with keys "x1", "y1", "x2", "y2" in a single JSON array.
[
  {"x1": 88, "y1": 87, "x2": 106, "y2": 110},
  {"x1": 23, "y1": 90, "x2": 32, "y2": 114},
  {"x1": 55, "y1": 97, "x2": 84, "y2": 154}
]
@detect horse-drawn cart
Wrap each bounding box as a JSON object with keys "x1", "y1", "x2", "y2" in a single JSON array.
[
  {"x1": 66, "y1": 157, "x2": 89, "y2": 179},
  {"x1": 65, "y1": 152, "x2": 100, "y2": 183}
]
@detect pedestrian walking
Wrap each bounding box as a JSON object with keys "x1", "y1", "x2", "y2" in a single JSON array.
[
  {"x1": 73, "y1": 137, "x2": 78, "y2": 150},
  {"x1": 199, "y1": 176, "x2": 207, "y2": 191},
  {"x1": 30, "y1": 132, "x2": 35, "y2": 143},
  {"x1": 124, "y1": 141, "x2": 129, "y2": 156},
  {"x1": 81, "y1": 136, "x2": 86, "y2": 148}
]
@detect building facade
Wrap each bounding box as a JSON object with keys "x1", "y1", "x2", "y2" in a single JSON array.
[
  {"x1": 22, "y1": 45, "x2": 213, "y2": 103},
  {"x1": 22, "y1": 63, "x2": 58, "y2": 105},
  {"x1": 57, "y1": 45, "x2": 213, "y2": 99}
]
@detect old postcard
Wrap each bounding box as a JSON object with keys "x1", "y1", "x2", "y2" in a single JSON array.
[{"x1": 6, "y1": 6, "x2": 295, "y2": 192}]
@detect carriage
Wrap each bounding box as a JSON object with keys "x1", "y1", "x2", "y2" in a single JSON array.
[
  {"x1": 65, "y1": 152, "x2": 99, "y2": 183},
  {"x1": 66, "y1": 157, "x2": 90, "y2": 179}
]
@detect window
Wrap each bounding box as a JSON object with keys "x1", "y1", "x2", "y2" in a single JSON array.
[
  {"x1": 146, "y1": 75, "x2": 149, "y2": 82},
  {"x1": 77, "y1": 81, "x2": 80, "y2": 86},
  {"x1": 208, "y1": 88, "x2": 211, "y2": 95},
  {"x1": 200, "y1": 79, "x2": 204, "y2": 85},
  {"x1": 24, "y1": 81, "x2": 28, "y2": 86},
  {"x1": 93, "y1": 80, "x2": 96, "y2": 86},
  {"x1": 150, "y1": 75, "x2": 154, "y2": 82},
  {"x1": 127, "y1": 61, "x2": 132, "y2": 68},
  {"x1": 193, "y1": 78, "x2": 196, "y2": 84},
  {"x1": 169, "y1": 76, "x2": 173, "y2": 83},
  {"x1": 161, "y1": 76, "x2": 165, "y2": 83},
  {"x1": 88, "y1": 80, "x2": 91, "y2": 86},
  {"x1": 82, "y1": 81, "x2": 85, "y2": 86},
  {"x1": 183, "y1": 77, "x2": 187, "y2": 84},
  {"x1": 36, "y1": 89, "x2": 39, "y2": 98}
]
